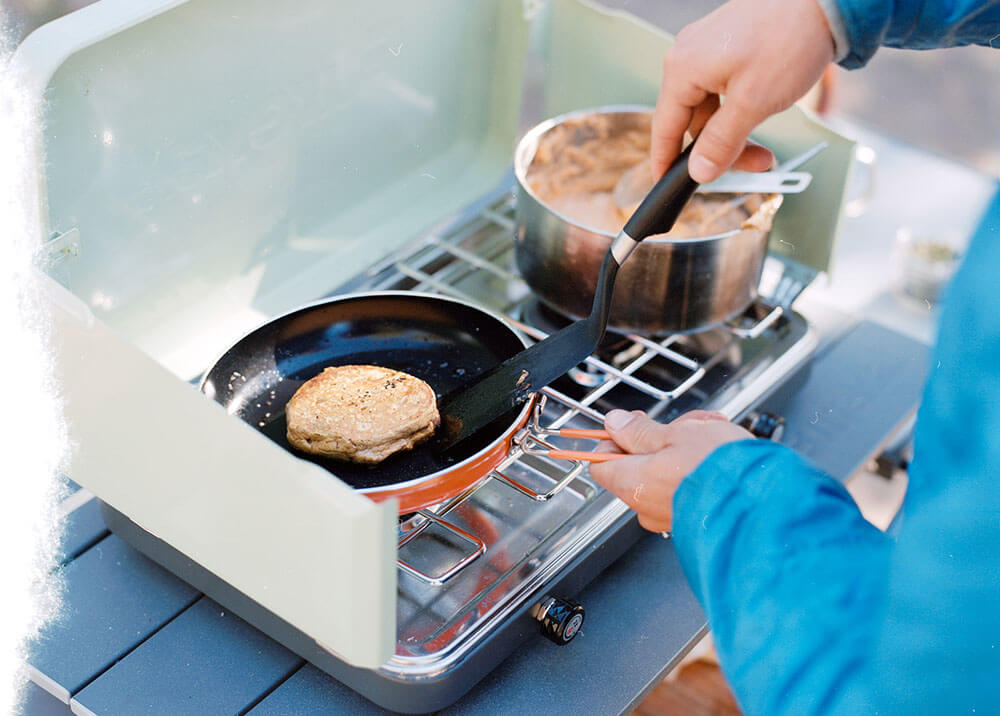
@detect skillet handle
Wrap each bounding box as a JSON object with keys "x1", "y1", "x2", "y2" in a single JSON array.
[
  {"x1": 544, "y1": 449, "x2": 627, "y2": 463},
  {"x1": 621, "y1": 143, "x2": 699, "y2": 243}
]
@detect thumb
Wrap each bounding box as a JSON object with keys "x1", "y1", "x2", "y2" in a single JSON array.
[
  {"x1": 603, "y1": 410, "x2": 672, "y2": 454},
  {"x1": 688, "y1": 93, "x2": 767, "y2": 183}
]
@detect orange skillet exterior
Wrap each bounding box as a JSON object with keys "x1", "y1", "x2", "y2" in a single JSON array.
[{"x1": 360, "y1": 396, "x2": 535, "y2": 514}]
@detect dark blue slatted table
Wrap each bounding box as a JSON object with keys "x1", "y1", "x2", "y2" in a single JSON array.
[
  {"x1": 248, "y1": 664, "x2": 390, "y2": 716},
  {"x1": 18, "y1": 682, "x2": 71, "y2": 716},
  {"x1": 19, "y1": 318, "x2": 929, "y2": 716},
  {"x1": 25, "y1": 535, "x2": 200, "y2": 701},
  {"x1": 72, "y1": 598, "x2": 303, "y2": 716},
  {"x1": 55, "y1": 499, "x2": 109, "y2": 566},
  {"x1": 57, "y1": 475, "x2": 82, "y2": 497}
]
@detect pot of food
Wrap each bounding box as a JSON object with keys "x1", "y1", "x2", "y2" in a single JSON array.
[
  {"x1": 514, "y1": 106, "x2": 783, "y2": 334},
  {"x1": 201, "y1": 292, "x2": 550, "y2": 514}
]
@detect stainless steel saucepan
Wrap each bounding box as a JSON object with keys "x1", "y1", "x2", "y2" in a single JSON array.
[{"x1": 513, "y1": 106, "x2": 783, "y2": 334}]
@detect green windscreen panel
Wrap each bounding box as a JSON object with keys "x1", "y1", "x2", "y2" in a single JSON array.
[{"x1": 34, "y1": 0, "x2": 529, "y2": 378}]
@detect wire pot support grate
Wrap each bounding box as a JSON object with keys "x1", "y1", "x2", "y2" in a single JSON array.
[{"x1": 344, "y1": 192, "x2": 804, "y2": 586}]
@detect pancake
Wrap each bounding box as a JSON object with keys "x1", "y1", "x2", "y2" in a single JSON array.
[{"x1": 286, "y1": 365, "x2": 440, "y2": 464}]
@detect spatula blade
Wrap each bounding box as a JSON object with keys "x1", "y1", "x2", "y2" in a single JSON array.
[
  {"x1": 435, "y1": 320, "x2": 597, "y2": 451},
  {"x1": 436, "y1": 144, "x2": 701, "y2": 452}
]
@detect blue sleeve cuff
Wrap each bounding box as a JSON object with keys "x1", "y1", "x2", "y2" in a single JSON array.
[
  {"x1": 833, "y1": 0, "x2": 893, "y2": 69},
  {"x1": 831, "y1": 0, "x2": 1000, "y2": 69},
  {"x1": 815, "y1": 0, "x2": 851, "y2": 63}
]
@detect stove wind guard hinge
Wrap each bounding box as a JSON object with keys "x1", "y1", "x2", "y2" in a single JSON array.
[
  {"x1": 41, "y1": 228, "x2": 80, "y2": 280},
  {"x1": 728, "y1": 255, "x2": 817, "y2": 340}
]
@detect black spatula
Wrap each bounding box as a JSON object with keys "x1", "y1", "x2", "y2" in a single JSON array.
[{"x1": 436, "y1": 144, "x2": 699, "y2": 450}]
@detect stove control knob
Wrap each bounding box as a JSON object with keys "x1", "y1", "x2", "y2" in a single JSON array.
[
  {"x1": 740, "y1": 411, "x2": 785, "y2": 441},
  {"x1": 534, "y1": 596, "x2": 585, "y2": 645}
]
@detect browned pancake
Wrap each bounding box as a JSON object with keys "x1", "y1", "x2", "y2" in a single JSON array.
[{"x1": 286, "y1": 365, "x2": 440, "y2": 464}]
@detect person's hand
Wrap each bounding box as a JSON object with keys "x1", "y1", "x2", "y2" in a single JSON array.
[
  {"x1": 652, "y1": 0, "x2": 837, "y2": 182},
  {"x1": 589, "y1": 410, "x2": 752, "y2": 533}
]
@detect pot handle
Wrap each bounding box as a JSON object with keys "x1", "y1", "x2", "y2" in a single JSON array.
[{"x1": 621, "y1": 143, "x2": 700, "y2": 244}]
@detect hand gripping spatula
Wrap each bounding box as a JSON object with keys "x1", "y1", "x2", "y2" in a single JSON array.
[{"x1": 436, "y1": 145, "x2": 700, "y2": 451}]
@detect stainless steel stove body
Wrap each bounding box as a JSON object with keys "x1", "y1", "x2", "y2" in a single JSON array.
[{"x1": 104, "y1": 188, "x2": 820, "y2": 713}]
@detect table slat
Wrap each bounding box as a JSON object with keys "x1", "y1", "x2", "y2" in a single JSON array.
[
  {"x1": 56, "y1": 500, "x2": 109, "y2": 566},
  {"x1": 26, "y1": 535, "x2": 200, "y2": 700},
  {"x1": 72, "y1": 597, "x2": 303, "y2": 716},
  {"x1": 247, "y1": 664, "x2": 385, "y2": 716},
  {"x1": 57, "y1": 475, "x2": 82, "y2": 498},
  {"x1": 16, "y1": 680, "x2": 73, "y2": 716}
]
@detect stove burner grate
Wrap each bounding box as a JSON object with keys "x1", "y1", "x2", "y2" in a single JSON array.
[{"x1": 332, "y1": 191, "x2": 812, "y2": 654}]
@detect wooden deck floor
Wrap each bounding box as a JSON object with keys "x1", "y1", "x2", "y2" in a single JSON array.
[{"x1": 633, "y1": 658, "x2": 741, "y2": 716}]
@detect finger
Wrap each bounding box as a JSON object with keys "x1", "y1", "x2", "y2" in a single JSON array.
[
  {"x1": 688, "y1": 94, "x2": 720, "y2": 139},
  {"x1": 688, "y1": 101, "x2": 774, "y2": 175},
  {"x1": 674, "y1": 409, "x2": 730, "y2": 424},
  {"x1": 665, "y1": 415, "x2": 756, "y2": 448},
  {"x1": 688, "y1": 93, "x2": 769, "y2": 183},
  {"x1": 730, "y1": 142, "x2": 776, "y2": 173},
  {"x1": 589, "y1": 450, "x2": 684, "y2": 498},
  {"x1": 603, "y1": 410, "x2": 673, "y2": 454},
  {"x1": 650, "y1": 96, "x2": 690, "y2": 179},
  {"x1": 651, "y1": 57, "x2": 710, "y2": 177},
  {"x1": 589, "y1": 453, "x2": 652, "y2": 498},
  {"x1": 590, "y1": 452, "x2": 680, "y2": 520},
  {"x1": 638, "y1": 513, "x2": 673, "y2": 534},
  {"x1": 595, "y1": 439, "x2": 622, "y2": 454}
]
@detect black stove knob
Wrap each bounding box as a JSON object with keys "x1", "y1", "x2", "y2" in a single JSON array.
[
  {"x1": 740, "y1": 411, "x2": 785, "y2": 441},
  {"x1": 535, "y1": 596, "x2": 585, "y2": 645}
]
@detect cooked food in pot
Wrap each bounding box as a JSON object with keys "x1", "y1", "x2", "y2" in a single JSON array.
[
  {"x1": 514, "y1": 107, "x2": 783, "y2": 334},
  {"x1": 525, "y1": 112, "x2": 761, "y2": 237},
  {"x1": 286, "y1": 365, "x2": 440, "y2": 464}
]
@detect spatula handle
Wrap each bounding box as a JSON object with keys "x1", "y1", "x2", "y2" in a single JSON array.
[
  {"x1": 590, "y1": 145, "x2": 699, "y2": 362},
  {"x1": 621, "y1": 143, "x2": 700, "y2": 242}
]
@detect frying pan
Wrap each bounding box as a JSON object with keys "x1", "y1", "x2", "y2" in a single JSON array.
[{"x1": 200, "y1": 292, "x2": 535, "y2": 514}]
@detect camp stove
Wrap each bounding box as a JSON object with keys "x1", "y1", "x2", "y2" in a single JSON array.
[
  {"x1": 100, "y1": 188, "x2": 820, "y2": 712},
  {"x1": 20, "y1": 0, "x2": 855, "y2": 712}
]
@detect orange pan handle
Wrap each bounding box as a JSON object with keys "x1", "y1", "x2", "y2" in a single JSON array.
[
  {"x1": 537, "y1": 427, "x2": 621, "y2": 461},
  {"x1": 557, "y1": 428, "x2": 611, "y2": 440},
  {"x1": 544, "y1": 449, "x2": 626, "y2": 463}
]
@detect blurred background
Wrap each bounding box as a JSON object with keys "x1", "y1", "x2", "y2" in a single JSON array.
[
  {"x1": 5, "y1": 0, "x2": 999, "y2": 176},
  {"x1": 604, "y1": 0, "x2": 1000, "y2": 177}
]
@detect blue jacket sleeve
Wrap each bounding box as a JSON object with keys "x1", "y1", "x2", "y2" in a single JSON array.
[
  {"x1": 672, "y1": 441, "x2": 888, "y2": 714},
  {"x1": 853, "y1": 186, "x2": 1000, "y2": 712},
  {"x1": 672, "y1": 186, "x2": 1000, "y2": 714},
  {"x1": 827, "y1": 0, "x2": 1000, "y2": 68}
]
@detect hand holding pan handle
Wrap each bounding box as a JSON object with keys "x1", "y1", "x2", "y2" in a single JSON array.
[{"x1": 527, "y1": 427, "x2": 624, "y2": 463}]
